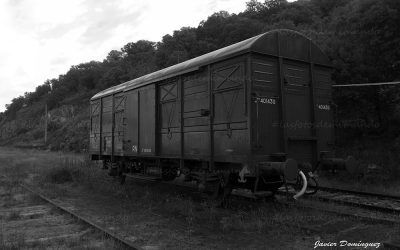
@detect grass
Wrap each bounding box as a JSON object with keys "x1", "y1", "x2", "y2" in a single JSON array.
[
  {"x1": 6, "y1": 211, "x2": 21, "y2": 221},
  {"x1": 0, "y1": 149, "x2": 131, "y2": 249},
  {"x1": 29, "y1": 157, "x2": 318, "y2": 247},
  {"x1": 1, "y1": 147, "x2": 400, "y2": 249},
  {"x1": 327, "y1": 136, "x2": 400, "y2": 194},
  {"x1": 0, "y1": 229, "x2": 26, "y2": 250}
]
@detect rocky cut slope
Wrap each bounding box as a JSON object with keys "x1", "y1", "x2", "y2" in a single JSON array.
[{"x1": 0, "y1": 93, "x2": 90, "y2": 152}]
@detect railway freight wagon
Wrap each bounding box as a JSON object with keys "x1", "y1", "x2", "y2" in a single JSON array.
[{"x1": 89, "y1": 29, "x2": 341, "y2": 199}]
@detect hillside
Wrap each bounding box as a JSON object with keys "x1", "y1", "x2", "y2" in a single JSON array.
[{"x1": 1, "y1": 0, "x2": 399, "y2": 167}]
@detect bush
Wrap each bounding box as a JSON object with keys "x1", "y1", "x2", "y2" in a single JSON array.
[
  {"x1": 15, "y1": 127, "x2": 29, "y2": 135},
  {"x1": 45, "y1": 167, "x2": 73, "y2": 184},
  {"x1": 32, "y1": 129, "x2": 44, "y2": 140},
  {"x1": 47, "y1": 120, "x2": 61, "y2": 132}
]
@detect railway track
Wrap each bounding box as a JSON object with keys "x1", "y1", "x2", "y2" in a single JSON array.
[
  {"x1": 309, "y1": 186, "x2": 400, "y2": 214},
  {"x1": 317, "y1": 185, "x2": 400, "y2": 201},
  {"x1": 2, "y1": 171, "x2": 400, "y2": 249},
  {"x1": 124, "y1": 174, "x2": 400, "y2": 225},
  {"x1": 274, "y1": 184, "x2": 400, "y2": 226},
  {"x1": 0, "y1": 175, "x2": 141, "y2": 250}
]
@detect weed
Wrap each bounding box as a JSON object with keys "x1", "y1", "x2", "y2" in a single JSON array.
[
  {"x1": 1, "y1": 231, "x2": 26, "y2": 250},
  {"x1": 0, "y1": 222, "x2": 4, "y2": 249},
  {"x1": 183, "y1": 199, "x2": 194, "y2": 240},
  {"x1": 6, "y1": 211, "x2": 21, "y2": 221},
  {"x1": 46, "y1": 167, "x2": 73, "y2": 184},
  {"x1": 200, "y1": 200, "x2": 219, "y2": 224}
]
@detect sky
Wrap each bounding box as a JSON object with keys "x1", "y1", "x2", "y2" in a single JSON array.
[{"x1": 0, "y1": 0, "x2": 251, "y2": 112}]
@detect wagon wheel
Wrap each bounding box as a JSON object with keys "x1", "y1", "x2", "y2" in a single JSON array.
[
  {"x1": 102, "y1": 160, "x2": 108, "y2": 169},
  {"x1": 108, "y1": 162, "x2": 118, "y2": 177},
  {"x1": 161, "y1": 164, "x2": 179, "y2": 181}
]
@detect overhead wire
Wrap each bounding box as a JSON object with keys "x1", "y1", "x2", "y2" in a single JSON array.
[{"x1": 333, "y1": 81, "x2": 400, "y2": 87}]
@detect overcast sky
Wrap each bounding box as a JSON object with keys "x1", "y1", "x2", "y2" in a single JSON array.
[{"x1": 0, "y1": 0, "x2": 251, "y2": 112}]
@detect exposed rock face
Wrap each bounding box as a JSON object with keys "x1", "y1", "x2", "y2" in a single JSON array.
[{"x1": 0, "y1": 104, "x2": 88, "y2": 152}]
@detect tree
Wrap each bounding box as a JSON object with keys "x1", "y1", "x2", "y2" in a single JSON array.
[
  {"x1": 328, "y1": 0, "x2": 400, "y2": 134},
  {"x1": 4, "y1": 96, "x2": 25, "y2": 119},
  {"x1": 156, "y1": 27, "x2": 199, "y2": 68},
  {"x1": 105, "y1": 50, "x2": 124, "y2": 64}
]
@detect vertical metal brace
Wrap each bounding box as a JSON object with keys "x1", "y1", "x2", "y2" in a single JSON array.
[
  {"x1": 208, "y1": 65, "x2": 214, "y2": 171},
  {"x1": 246, "y1": 54, "x2": 254, "y2": 174},
  {"x1": 111, "y1": 94, "x2": 115, "y2": 162},
  {"x1": 245, "y1": 58, "x2": 249, "y2": 117},
  {"x1": 137, "y1": 91, "x2": 140, "y2": 156},
  {"x1": 99, "y1": 99, "x2": 103, "y2": 158},
  {"x1": 277, "y1": 32, "x2": 288, "y2": 152},
  {"x1": 308, "y1": 40, "x2": 318, "y2": 164},
  {"x1": 155, "y1": 84, "x2": 159, "y2": 156},
  {"x1": 180, "y1": 76, "x2": 184, "y2": 169}
]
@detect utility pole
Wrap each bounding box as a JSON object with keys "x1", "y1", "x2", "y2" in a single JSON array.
[
  {"x1": 44, "y1": 103, "x2": 47, "y2": 144},
  {"x1": 44, "y1": 89, "x2": 51, "y2": 145}
]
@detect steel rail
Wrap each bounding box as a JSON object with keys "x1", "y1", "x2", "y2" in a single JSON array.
[
  {"x1": 317, "y1": 186, "x2": 400, "y2": 200},
  {"x1": 383, "y1": 241, "x2": 400, "y2": 249},
  {"x1": 277, "y1": 198, "x2": 400, "y2": 225},
  {"x1": 276, "y1": 185, "x2": 400, "y2": 218},
  {"x1": 306, "y1": 193, "x2": 400, "y2": 215},
  {"x1": 0, "y1": 174, "x2": 142, "y2": 250}
]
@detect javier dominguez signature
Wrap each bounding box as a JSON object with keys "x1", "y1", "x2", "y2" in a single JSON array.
[{"x1": 314, "y1": 240, "x2": 380, "y2": 249}]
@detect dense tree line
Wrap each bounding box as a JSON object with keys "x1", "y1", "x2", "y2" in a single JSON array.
[{"x1": 1, "y1": 0, "x2": 399, "y2": 138}]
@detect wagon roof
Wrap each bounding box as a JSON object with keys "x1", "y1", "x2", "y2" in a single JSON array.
[{"x1": 91, "y1": 29, "x2": 331, "y2": 100}]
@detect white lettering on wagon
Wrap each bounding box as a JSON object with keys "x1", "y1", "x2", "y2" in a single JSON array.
[
  {"x1": 142, "y1": 148, "x2": 152, "y2": 153},
  {"x1": 317, "y1": 104, "x2": 330, "y2": 110},
  {"x1": 132, "y1": 145, "x2": 137, "y2": 152},
  {"x1": 255, "y1": 97, "x2": 276, "y2": 105}
]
